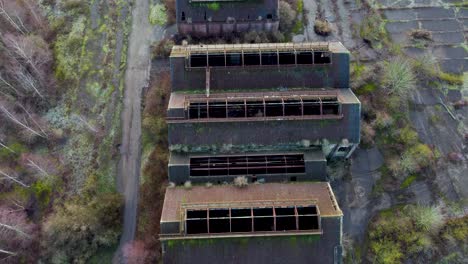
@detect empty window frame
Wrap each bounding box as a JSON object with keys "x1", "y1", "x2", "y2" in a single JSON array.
[
  {"x1": 314, "y1": 51, "x2": 331, "y2": 64},
  {"x1": 184, "y1": 205, "x2": 319, "y2": 235},
  {"x1": 189, "y1": 154, "x2": 305, "y2": 177},
  {"x1": 186, "y1": 96, "x2": 340, "y2": 120},
  {"x1": 208, "y1": 53, "x2": 225, "y2": 67},
  {"x1": 278, "y1": 52, "x2": 296, "y2": 65},
  {"x1": 188, "y1": 50, "x2": 331, "y2": 68},
  {"x1": 190, "y1": 54, "x2": 207, "y2": 67},
  {"x1": 261, "y1": 52, "x2": 278, "y2": 65}
]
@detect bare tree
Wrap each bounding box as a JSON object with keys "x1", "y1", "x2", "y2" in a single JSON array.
[
  {"x1": 0, "y1": 100, "x2": 47, "y2": 138},
  {"x1": 0, "y1": 169, "x2": 29, "y2": 188},
  {"x1": 0, "y1": 0, "x2": 28, "y2": 34}
]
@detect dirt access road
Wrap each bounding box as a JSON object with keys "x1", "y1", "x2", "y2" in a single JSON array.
[{"x1": 115, "y1": 0, "x2": 153, "y2": 259}]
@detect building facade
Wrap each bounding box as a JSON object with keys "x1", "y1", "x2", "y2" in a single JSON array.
[
  {"x1": 176, "y1": 0, "x2": 279, "y2": 36},
  {"x1": 160, "y1": 42, "x2": 359, "y2": 263}
]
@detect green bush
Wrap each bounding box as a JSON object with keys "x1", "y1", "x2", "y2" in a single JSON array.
[
  {"x1": 382, "y1": 58, "x2": 416, "y2": 97},
  {"x1": 43, "y1": 193, "x2": 123, "y2": 263},
  {"x1": 408, "y1": 205, "x2": 443, "y2": 232},
  {"x1": 149, "y1": 4, "x2": 168, "y2": 26},
  {"x1": 279, "y1": 1, "x2": 296, "y2": 32},
  {"x1": 360, "y1": 12, "x2": 387, "y2": 49},
  {"x1": 0, "y1": 141, "x2": 27, "y2": 160},
  {"x1": 398, "y1": 126, "x2": 418, "y2": 146},
  {"x1": 400, "y1": 174, "x2": 418, "y2": 189}
]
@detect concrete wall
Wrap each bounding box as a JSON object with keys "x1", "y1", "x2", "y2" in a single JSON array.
[
  {"x1": 168, "y1": 156, "x2": 327, "y2": 184},
  {"x1": 167, "y1": 104, "x2": 360, "y2": 147},
  {"x1": 178, "y1": 21, "x2": 279, "y2": 36},
  {"x1": 176, "y1": 0, "x2": 278, "y2": 23},
  {"x1": 161, "y1": 217, "x2": 342, "y2": 264},
  {"x1": 170, "y1": 52, "x2": 349, "y2": 90}
]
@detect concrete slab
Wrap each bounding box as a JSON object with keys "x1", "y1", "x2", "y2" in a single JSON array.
[
  {"x1": 389, "y1": 32, "x2": 408, "y2": 44},
  {"x1": 403, "y1": 47, "x2": 426, "y2": 58},
  {"x1": 439, "y1": 59, "x2": 466, "y2": 74},
  {"x1": 433, "y1": 46, "x2": 467, "y2": 59},
  {"x1": 383, "y1": 9, "x2": 417, "y2": 21},
  {"x1": 421, "y1": 19, "x2": 462, "y2": 31},
  {"x1": 386, "y1": 21, "x2": 419, "y2": 33},
  {"x1": 416, "y1": 7, "x2": 455, "y2": 20},
  {"x1": 431, "y1": 31, "x2": 465, "y2": 44},
  {"x1": 458, "y1": 8, "x2": 468, "y2": 18}
]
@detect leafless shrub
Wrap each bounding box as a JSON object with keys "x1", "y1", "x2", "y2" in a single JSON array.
[
  {"x1": 409, "y1": 29, "x2": 432, "y2": 41},
  {"x1": 184, "y1": 181, "x2": 192, "y2": 189},
  {"x1": 314, "y1": 19, "x2": 331, "y2": 36},
  {"x1": 234, "y1": 176, "x2": 248, "y2": 188}
]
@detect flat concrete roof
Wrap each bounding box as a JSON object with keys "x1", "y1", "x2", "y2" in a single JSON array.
[
  {"x1": 161, "y1": 182, "x2": 342, "y2": 224},
  {"x1": 168, "y1": 89, "x2": 360, "y2": 110},
  {"x1": 170, "y1": 42, "x2": 348, "y2": 57}
]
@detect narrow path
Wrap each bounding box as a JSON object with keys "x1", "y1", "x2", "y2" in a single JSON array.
[{"x1": 115, "y1": 0, "x2": 152, "y2": 259}]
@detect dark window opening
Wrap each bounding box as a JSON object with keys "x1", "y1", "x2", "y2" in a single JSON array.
[
  {"x1": 284, "y1": 99, "x2": 302, "y2": 116},
  {"x1": 264, "y1": 100, "x2": 282, "y2": 116},
  {"x1": 204, "y1": 11, "x2": 207, "y2": 21},
  {"x1": 185, "y1": 205, "x2": 319, "y2": 235},
  {"x1": 227, "y1": 101, "x2": 245, "y2": 118},
  {"x1": 226, "y1": 53, "x2": 242, "y2": 66},
  {"x1": 209, "y1": 209, "x2": 230, "y2": 233},
  {"x1": 181, "y1": 11, "x2": 186, "y2": 21},
  {"x1": 275, "y1": 207, "x2": 297, "y2": 231},
  {"x1": 231, "y1": 208, "x2": 252, "y2": 232},
  {"x1": 297, "y1": 52, "x2": 313, "y2": 64},
  {"x1": 253, "y1": 208, "x2": 274, "y2": 231},
  {"x1": 279, "y1": 52, "x2": 295, "y2": 65},
  {"x1": 246, "y1": 101, "x2": 264, "y2": 117},
  {"x1": 188, "y1": 102, "x2": 208, "y2": 119},
  {"x1": 299, "y1": 215, "x2": 319, "y2": 230},
  {"x1": 244, "y1": 53, "x2": 260, "y2": 66},
  {"x1": 303, "y1": 99, "x2": 321, "y2": 115},
  {"x1": 187, "y1": 96, "x2": 340, "y2": 120},
  {"x1": 208, "y1": 101, "x2": 227, "y2": 118},
  {"x1": 322, "y1": 98, "x2": 339, "y2": 115},
  {"x1": 266, "y1": 13, "x2": 272, "y2": 19},
  {"x1": 261, "y1": 52, "x2": 278, "y2": 65},
  {"x1": 290, "y1": 176, "x2": 297, "y2": 182},
  {"x1": 190, "y1": 154, "x2": 305, "y2": 177},
  {"x1": 208, "y1": 54, "x2": 225, "y2": 67},
  {"x1": 314, "y1": 52, "x2": 331, "y2": 64},
  {"x1": 337, "y1": 146, "x2": 350, "y2": 153},
  {"x1": 190, "y1": 54, "x2": 207, "y2": 67}
]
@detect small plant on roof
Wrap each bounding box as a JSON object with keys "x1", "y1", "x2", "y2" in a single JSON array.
[
  {"x1": 409, "y1": 29, "x2": 432, "y2": 41},
  {"x1": 184, "y1": 181, "x2": 192, "y2": 189},
  {"x1": 314, "y1": 19, "x2": 331, "y2": 36},
  {"x1": 205, "y1": 182, "x2": 213, "y2": 188},
  {"x1": 234, "y1": 176, "x2": 248, "y2": 188}
]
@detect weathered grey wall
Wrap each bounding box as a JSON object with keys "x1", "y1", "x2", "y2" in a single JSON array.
[
  {"x1": 178, "y1": 21, "x2": 279, "y2": 36},
  {"x1": 161, "y1": 217, "x2": 342, "y2": 264},
  {"x1": 176, "y1": 0, "x2": 279, "y2": 23},
  {"x1": 170, "y1": 52, "x2": 349, "y2": 90},
  {"x1": 167, "y1": 104, "x2": 360, "y2": 147}
]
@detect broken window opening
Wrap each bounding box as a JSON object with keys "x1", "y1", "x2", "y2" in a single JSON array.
[
  {"x1": 244, "y1": 53, "x2": 260, "y2": 66},
  {"x1": 314, "y1": 51, "x2": 331, "y2": 64},
  {"x1": 190, "y1": 54, "x2": 207, "y2": 67},
  {"x1": 297, "y1": 52, "x2": 313, "y2": 64},
  {"x1": 185, "y1": 205, "x2": 319, "y2": 235},
  {"x1": 266, "y1": 14, "x2": 273, "y2": 19},
  {"x1": 278, "y1": 52, "x2": 295, "y2": 65},
  {"x1": 261, "y1": 52, "x2": 278, "y2": 65},
  {"x1": 208, "y1": 54, "x2": 225, "y2": 67},
  {"x1": 189, "y1": 154, "x2": 305, "y2": 177},
  {"x1": 181, "y1": 11, "x2": 186, "y2": 21},
  {"x1": 226, "y1": 53, "x2": 242, "y2": 66}
]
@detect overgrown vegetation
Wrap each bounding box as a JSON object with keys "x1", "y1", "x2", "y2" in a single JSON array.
[
  {"x1": 368, "y1": 206, "x2": 467, "y2": 264},
  {"x1": 149, "y1": 4, "x2": 168, "y2": 26},
  {"x1": 314, "y1": 19, "x2": 331, "y2": 36},
  {"x1": 0, "y1": 0, "x2": 131, "y2": 262}
]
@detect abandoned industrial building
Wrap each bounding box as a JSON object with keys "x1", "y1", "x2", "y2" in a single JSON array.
[
  {"x1": 160, "y1": 42, "x2": 359, "y2": 263},
  {"x1": 175, "y1": 0, "x2": 279, "y2": 36}
]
